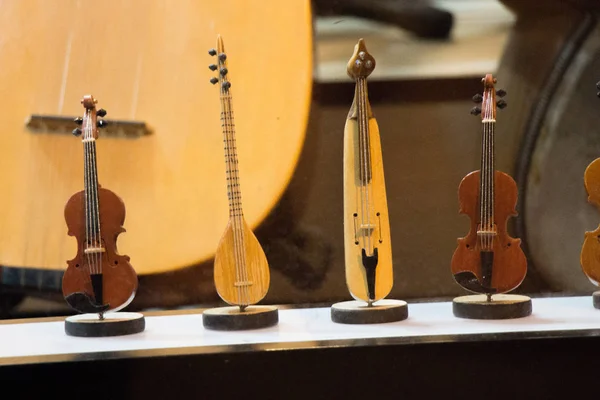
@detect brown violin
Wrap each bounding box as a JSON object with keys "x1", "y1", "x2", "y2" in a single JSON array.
[
  {"x1": 62, "y1": 95, "x2": 138, "y2": 316},
  {"x1": 580, "y1": 80, "x2": 600, "y2": 286},
  {"x1": 450, "y1": 74, "x2": 527, "y2": 296}
]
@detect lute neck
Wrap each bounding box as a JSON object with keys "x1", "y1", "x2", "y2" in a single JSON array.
[
  {"x1": 353, "y1": 77, "x2": 374, "y2": 185},
  {"x1": 220, "y1": 89, "x2": 243, "y2": 219}
]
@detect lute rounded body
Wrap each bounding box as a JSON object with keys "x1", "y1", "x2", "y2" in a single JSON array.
[
  {"x1": 213, "y1": 217, "x2": 270, "y2": 306},
  {"x1": 451, "y1": 170, "x2": 527, "y2": 294},
  {"x1": 62, "y1": 187, "x2": 137, "y2": 313},
  {"x1": 581, "y1": 158, "x2": 600, "y2": 285}
]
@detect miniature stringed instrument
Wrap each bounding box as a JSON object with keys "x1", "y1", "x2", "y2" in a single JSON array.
[
  {"x1": 579, "y1": 81, "x2": 600, "y2": 286},
  {"x1": 62, "y1": 96, "x2": 138, "y2": 315},
  {"x1": 209, "y1": 36, "x2": 270, "y2": 309},
  {"x1": 343, "y1": 39, "x2": 393, "y2": 304},
  {"x1": 451, "y1": 74, "x2": 527, "y2": 296}
]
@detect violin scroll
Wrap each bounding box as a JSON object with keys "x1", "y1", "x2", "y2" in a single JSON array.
[{"x1": 469, "y1": 74, "x2": 507, "y2": 118}]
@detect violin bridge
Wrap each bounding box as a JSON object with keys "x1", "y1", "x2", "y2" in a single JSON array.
[
  {"x1": 84, "y1": 247, "x2": 106, "y2": 254},
  {"x1": 359, "y1": 224, "x2": 376, "y2": 236}
]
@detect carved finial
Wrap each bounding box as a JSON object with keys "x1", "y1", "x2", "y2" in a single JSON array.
[{"x1": 347, "y1": 38, "x2": 376, "y2": 80}]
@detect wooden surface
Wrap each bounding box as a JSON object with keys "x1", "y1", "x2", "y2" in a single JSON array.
[
  {"x1": 343, "y1": 40, "x2": 393, "y2": 303},
  {"x1": 580, "y1": 158, "x2": 600, "y2": 286},
  {"x1": 0, "y1": 0, "x2": 313, "y2": 275},
  {"x1": 62, "y1": 188, "x2": 138, "y2": 313},
  {"x1": 451, "y1": 170, "x2": 527, "y2": 293},
  {"x1": 214, "y1": 219, "x2": 270, "y2": 306}
]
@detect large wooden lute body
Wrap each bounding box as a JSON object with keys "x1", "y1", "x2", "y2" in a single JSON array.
[{"x1": 0, "y1": 0, "x2": 312, "y2": 275}]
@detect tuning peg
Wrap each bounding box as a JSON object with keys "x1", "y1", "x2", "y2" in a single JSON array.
[
  {"x1": 97, "y1": 108, "x2": 107, "y2": 117},
  {"x1": 72, "y1": 128, "x2": 82, "y2": 136},
  {"x1": 97, "y1": 120, "x2": 108, "y2": 128},
  {"x1": 222, "y1": 81, "x2": 231, "y2": 90},
  {"x1": 220, "y1": 67, "x2": 228, "y2": 76},
  {"x1": 470, "y1": 107, "x2": 481, "y2": 116},
  {"x1": 597, "y1": 91, "x2": 600, "y2": 98},
  {"x1": 210, "y1": 77, "x2": 218, "y2": 85},
  {"x1": 472, "y1": 94, "x2": 483, "y2": 103},
  {"x1": 209, "y1": 64, "x2": 218, "y2": 71},
  {"x1": 218, "y1": 53, "x2": 227, "y2": 61},
  {"x1": 73, "y1": 117, "x2": 83, "y2": 125},
  {"x1": 209, "y1": 48, "x2": 217, "y2": 56},
  {"x1": 596, "y1": 81, "x2": 600, "y2": 90},
  {"x1": 496, "y1": 89, "x2": 507, "y2": 97},
  {"x1": 497, "y1": 99, "x2": 507, "y2": 109}
]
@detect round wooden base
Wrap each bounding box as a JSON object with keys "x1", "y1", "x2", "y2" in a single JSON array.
[
  {"x1": 453, "y1": 294, "x2": 532, "y2": 320},
  {"x1": 202, "y1": 305, "x2": 279, "y2": 331},
  {"x1": 331, "y1": 299, "x2": 409, "y2": 324},
  {"x1": 593, "y1": 291, "x2": 600, "y2": 309},
  {"x1": 65, "y1": 312, "x2": 145, "y2": 337}
]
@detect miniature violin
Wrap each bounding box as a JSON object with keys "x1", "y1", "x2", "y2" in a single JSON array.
[
  {"x1": 343, "y1": 39, "x2": 393, "y2": 304},
  {"x1": 209, "y1": 36, "x2": 270, "y2": 310},
  {"x1": 62, "y1": 95, "x2": 138, "y2": 316},
  {"x1": 579, "y1": 81, "x2": 600, "y2": 286},
  {"x1": 451, "y1": 74, "x2": 527, "y2": 296}
]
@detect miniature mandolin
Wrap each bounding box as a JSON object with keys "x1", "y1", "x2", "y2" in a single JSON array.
[
  {"x1": 62, "y1": 96, "x2": 138, "y2": 316},
  {"x1": 209, "y1": 36, "x2": 270, "y2": 310},
  {"x1": 451, "y1": 74, "x2": 527, "y2": 297},
  {"x1": 579, "y1": 81, "x2": 600, "y2": 286},
  {"x1": 343, "y1": 39, "x2": 393, "y2": 304}
]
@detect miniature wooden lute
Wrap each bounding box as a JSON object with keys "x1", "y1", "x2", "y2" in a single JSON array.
[
  {"x1": 343, "y1": 39, "x2": 393, "y2": 304},
  {"x1": 210, "y1": 36, "x2": 270, "y2": 309},
  {"x1": 579, "y1": 81, "x2": 600, "y2": 286},
  {"x1": 451, "y1": 74, "x2": 527, "y2": 296},
  {"x1": 62, "y1": 96, "x2": 138, "y2": 315}
]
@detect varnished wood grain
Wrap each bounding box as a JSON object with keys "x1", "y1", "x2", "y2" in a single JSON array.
[
  {"x1": 451, "y1": 171, "x2": 527, "y2": 293},
  {"x1": 581, "y1": 158, "x2": 600, "y2": 285},
  {"x1": 0, "y1": 0, "x2": 312, "y2": 275},
  {"x1": 213, "y1": 218, "x2": 270, "y2": 306},
  {"x1": 62, "y1": 188, "x2": 137, "y2": 312}
]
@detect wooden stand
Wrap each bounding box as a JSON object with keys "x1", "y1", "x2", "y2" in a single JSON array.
[
  {"x1": 65, "y1": 312, "x2": 145, "y2": 337},
  {"x1": 331, "y1": 299, "x2": 408, "y2": 324},
  {"x1": 453, "y1": 294, "x2": 532, "y2": 320},
  {"x1": 202, "y1": 305, "x2": 279, "y2": 331},
  {"x1": 592, "y1": 291, "x2": 600, "y2": 309}
]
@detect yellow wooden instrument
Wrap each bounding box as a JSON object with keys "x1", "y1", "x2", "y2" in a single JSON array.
[
  {"x1": 0, "y1": 0, "x2": 312, "y2": 276},
  {"x1": 343, "y1": 39, "x2": 393, "y2": 304},
  {"x1": 210, "y1": 36, "x2": 270, "y2": 308}
]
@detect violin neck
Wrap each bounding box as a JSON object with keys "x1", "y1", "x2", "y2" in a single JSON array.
[
  {"x1": 479, "y1": 119, "x2": 495, "y2": 229},
  {"x1": 350, "y1": 77, "x2": 374, "y2": 185},
  {"x1": 220, "y1": 91, "x2": 243, "y2": 219},
  {"x1": 83, "y1": 138, "x2": 102, "y2": 244}
]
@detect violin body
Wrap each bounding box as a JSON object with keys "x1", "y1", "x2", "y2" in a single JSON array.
[
  {"x1": 343, "y1": 115, "x2": 393, "y2": 302},
  {"x1": 213, "y1": 217, "x2": 270, "y2": 306},
  {"x1": 580, "y1": 158, "x2": 600, "y2": 285},
  {"x1": 451, "y1": 170, "x2": 527, "y2": 294},
  {"x1": 62, "y1": 187, "x2": 137, "y2": 313}
]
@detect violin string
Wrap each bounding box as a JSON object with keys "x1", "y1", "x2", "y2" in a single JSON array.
[
  {"x1": 90, "y1": 131, "x2": 103, "y2": 278},
  {"x1": 83, "y1": 114, "x2": 92, "y2": 279}
]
